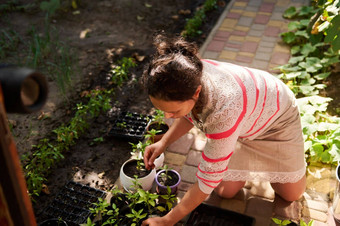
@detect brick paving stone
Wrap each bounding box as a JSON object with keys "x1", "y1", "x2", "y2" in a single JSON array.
[
  {"x1": 221, "y1": 18, "x2": 238, "y2": 29},
  {"x1": 257, "y1": 46, "x2": 273, "y2": 53},
  {"x1": 271, "y1": 12, "x2": 285, "y2": 20},
  {"x1": 229, "y1": 35, "x2": 245, "y2": 42},
  {"x1": 255, "y1": 51, "x2": 272, "y2": 61},
  {"x1": 206, "y1": 40, "x2": 226, "y2": 52},
  {"x1": 251, "y1": 24, "x2": 266, "y2": 31},
  {"x1": 246, "y1": 197, "x2": 274, "y2": 218},
  {"x1": 204, "y1": 191, "x2": 223, "y2": 207},
  {"x1": 252, "y1": 59, "x2": 269, "y2": 70},
  {"x1": 202, "y1": 51, "x2": 219, "y2": 59},
  {"x1": 213, "y1": 36, "x2": 230, "y2": 42},
  {"x1": 230, "y1": 9, "x2": 244, "y2": 14},
  {"x1": 274, "y1": 43, "x2": 290, "y2": 53},
  {"x1": 185, "y1": 150, "x2": 201, "y2": 166},
  {"x1": 232, "y1": 30, "x2": 247, "y2": 36},
  {"x1": 258, "y1": 11, "x2": 272, "y2": 16},
  {"x1": 314, "y1": 220, "x2": 332, "y2": 226},
  {"x1": 234, "y1": 1, "x2": 247, "y2": 7},
  {"x1": 220, "y1": 50, "x2": 237, "y2": 60},
  {"x1": 243, "y1": 11, "x2": 257, "y2": 17},
  {"x1": 259, "y1": 40, "x2": 276, "y2": 48},
  {"x1": 264, "y1": 26, "x2": 281, "y2": 37},
  {"x1": 260, "y1": 3, "x2": 275, "y2": 12},
  {"x1": 249, "y1": 181, "x2": 275, "y2": 200},
  {"x1": 239, "y1": 52, "x2": 255, "y2": 57},
  {"x1": 304, "y1": 199, "x2": 329, "y2": 213},
  {"x1": 238, "y1": 16, "x2": 254, "y2": 27},
  {"x1": 168, "y1": 133, "x2": 194, "y2": 154},
  {"x1": 234, "y1": 188, "x2": 252, "y2": 201},
  {"x1": 180, "y1": 165, "x2": 197, "y2": 183},
  {"x1": 164, "y1": 152, "x2": 186, "y2": 166},
  {"x1": 220, "y1": 198, "x2": 247, "y2": 213},
  {"x1": 303, "y1": 208, "x2": 328, "y2": 222},
  {"x1": 254, "y1": 14, "x2": 271, "y2": 24},
  {"x1": 326, "y1": 208, "x2": 339, "y2": 226},
  {"x1": 262, "y1": 35, "x2": 278, "y2": 42},
  {"x1": 225, "y1": 46, "x2": 240, "y2": 52},
  {"x1": 276, "y1": 0, "x2": 290, "y2": 7},
  {"x1": 268, "y1": 20, "x2": 284, "y2": 27},
  {"x1": 178, "y1": 181, "x2": 193, "y2": 192},
  {"x1": 248, "y1": 29, "x2": 264, "y2": 37},
  {"x1": 235, "y1": 25, "x2": 250, "y2": 32},
  {"x1": 191, "y1": 137, "x2": 206, "y2": 151},
  {"x1": 304, "y1": 190, "x2": 329, "y2": 202},
  {"x1": 270, "y1": 52, "x2": 290, "y2": 65},
  {"x1": 227, "y1": 12, "x2": 242, "y2": 19},
  {"x1": 235, "y1": 55, "x2": 253, "y2": 63},
  {"x1": 245, "y1": 6, "x2": 259, "y2": 12},
  {"x1": 274, "y1": 196, "x2": 302, "y2": 220},
  {"x1": 245, "y1": 36, "x2": 261, "y2": 42},
  {"x1": 241, "y1": 41, "x2": 258, "y2": 53},
  {"x1": 215, "y1": 30, "x2": 231, "y2": 39},
  {"x1": 255, "y1": 216, "x2": 274, "y2": 226},
  {"x1": 248, "y1": 0, "x2": 262, "y2": 7}
]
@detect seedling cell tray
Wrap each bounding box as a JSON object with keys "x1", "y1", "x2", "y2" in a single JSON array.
[
  {"x1": 43, "y1": 181, "x2": 106, "y2": 225},
  {"x1": 185, "y1": 203, "x2": 255, "y2": 226},
  {"x1": 109, "y1": 111, "x2": 151, "y2": 141}
]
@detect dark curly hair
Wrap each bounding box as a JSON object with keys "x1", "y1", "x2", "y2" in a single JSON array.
[{"x1": 142, "y1": 34, "x2": 203, "y2": 102}]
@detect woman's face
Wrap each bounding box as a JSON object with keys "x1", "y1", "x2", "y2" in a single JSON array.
[
  {"x1": 149, "y1": 97, "x2": 195, "y2": 119},
  {"x1": 149, "y1": 86, "x2": 201, "y2": 119}
]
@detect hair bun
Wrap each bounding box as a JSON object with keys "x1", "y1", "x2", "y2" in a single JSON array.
[{"x1": 153, "y1": 34, "x2": 198, "y2": 57}]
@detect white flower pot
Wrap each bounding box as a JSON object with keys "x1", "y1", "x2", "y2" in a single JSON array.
[
  {"x1": 119, "y1": 159, "x2": 156, "y2": 192},
  {"x1": 138, "y1": 152, "x2": 165, "y2": 170}
]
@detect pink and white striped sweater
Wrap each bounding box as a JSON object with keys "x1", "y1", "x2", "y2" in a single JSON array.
[{"x1": 186, "y1": 59, "x2": 295, "y2": 194}]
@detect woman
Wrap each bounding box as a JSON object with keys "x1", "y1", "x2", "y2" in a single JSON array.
[{"x1": 141, "y1": 34, "x2": 306, "y2": 226}]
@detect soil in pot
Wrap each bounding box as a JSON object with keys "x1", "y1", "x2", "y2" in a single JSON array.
[
  {"x1": 123, "y1": 159, "x2": 152, "y2": 178},
  {"x1": 157, "y1": 170, "x2": 180, "y2": 187},
  {"x1": 148, "y1": 123, "x2": 169, "y2": 135}
]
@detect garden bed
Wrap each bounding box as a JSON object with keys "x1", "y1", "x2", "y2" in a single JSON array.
[{"x1": 1, "y1": 0, "x2": 228, "y2": 224}]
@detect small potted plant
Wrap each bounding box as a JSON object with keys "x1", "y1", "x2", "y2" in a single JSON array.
[
  {"x1": 88, "y1": 181, "x2": 176, "y2": 226},
  {"x1": 155, "y1": 165, "x2": 181, "y2": 195},
  {"x1": 146, "y1": 110, "x2": 169, "y2": 143},
  {"x1": 120, "y1": 142, "x2": 156, "y2": 191}
]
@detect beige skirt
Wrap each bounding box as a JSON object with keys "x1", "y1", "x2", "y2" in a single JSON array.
[{"x1": 224, "y1": 100, "x2": 306, "y2": 183}]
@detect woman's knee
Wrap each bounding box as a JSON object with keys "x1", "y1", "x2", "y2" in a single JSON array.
[
  {"x1": 271, "y1": 175, "x2": 306, "y2": 202},
  {"x1": 214, "y1": 181, "x2": 246, "y2": 199}
]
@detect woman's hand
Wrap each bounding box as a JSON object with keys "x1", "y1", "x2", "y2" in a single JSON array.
[
  {"x1": 141, "y1": 216, "x2": 173, "y2": 226},
  {"x1": 143, "y1": 140, "x2": 166, "y2": 170}
]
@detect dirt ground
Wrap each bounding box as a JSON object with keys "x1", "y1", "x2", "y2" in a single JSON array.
[{"x1": 1, "y1": 0, "x2": 227, "y2": 223}]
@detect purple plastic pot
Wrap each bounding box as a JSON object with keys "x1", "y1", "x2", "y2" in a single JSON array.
[{"x1": 155, "y1": 169, "x2": 181, "y2": 195}]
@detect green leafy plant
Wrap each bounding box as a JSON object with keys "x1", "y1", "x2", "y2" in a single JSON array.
[
  {"x1": 297, "y1": 96, "x2": 340, "y2": 164},
  {"x1": 126, "y1": 209, "x2": 148, "y2": 226},
  {"x1": 277, "y1": 2, "x2": 339, "y2": 97},
  {"x1": 110, "y1": 57, "x2": 137, "y2": 87},
  {"x1": 144, "y1": 128, "x2": 162, "y2": 144},
  {"x1": 158, "y1": 165, "x2": 173, "y2": 182},
  {"x1": 23, "y1": 88, "x2": 114, "y2": 197},
  {"x1": 182, "y1": 0, "x2": 218, "y2": 38},
  {"x1": 87, "y1": 179, "x2": 176, "y2": 226},
  {"x1": 272, "y1": 217, "x2": 314, "y2": 226}
]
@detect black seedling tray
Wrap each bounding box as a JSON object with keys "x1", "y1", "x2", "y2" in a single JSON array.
[
  {"x1": 185, "y1": 203, "x2": 255, "y2": 226},
  {"x1": 43, "y1": 181, "x2": 106, "y2": 225},
  {"x1": 109, "y1": 111, "x2": 151, "y2": 141}
]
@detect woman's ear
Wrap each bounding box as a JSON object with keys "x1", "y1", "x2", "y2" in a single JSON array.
[{"x1": 193, "y1": 85, "x2": 202, "y2": 99}]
